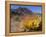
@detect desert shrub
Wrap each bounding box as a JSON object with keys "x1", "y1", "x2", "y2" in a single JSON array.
[{"x1": 23, "y1": 16, "x2": 41, "y2": 31}]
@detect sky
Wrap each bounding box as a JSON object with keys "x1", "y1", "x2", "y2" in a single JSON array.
[{"x1": 11, "y1": 4, "x2": 42, "y2": 13}]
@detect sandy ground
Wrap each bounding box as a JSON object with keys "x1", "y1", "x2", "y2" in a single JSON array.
[{"x1": 11, "y1": 15, "x2": 41, "y2": 32}]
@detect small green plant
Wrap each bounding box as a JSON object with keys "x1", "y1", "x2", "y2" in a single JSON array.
[
  {"x1": 15, "y1": 15, "x2": 21, "y2": 22},
  {"x1": 15, "y1": 15, "x2": 19, "y2": 21}
]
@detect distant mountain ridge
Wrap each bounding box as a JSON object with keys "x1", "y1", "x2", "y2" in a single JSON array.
[
  {"x1": 11, "y1": 7, "x2": 41, "y2": 16},
  {"x1": 11, "y1": 7, "x2": 33, "y2": 15}
]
